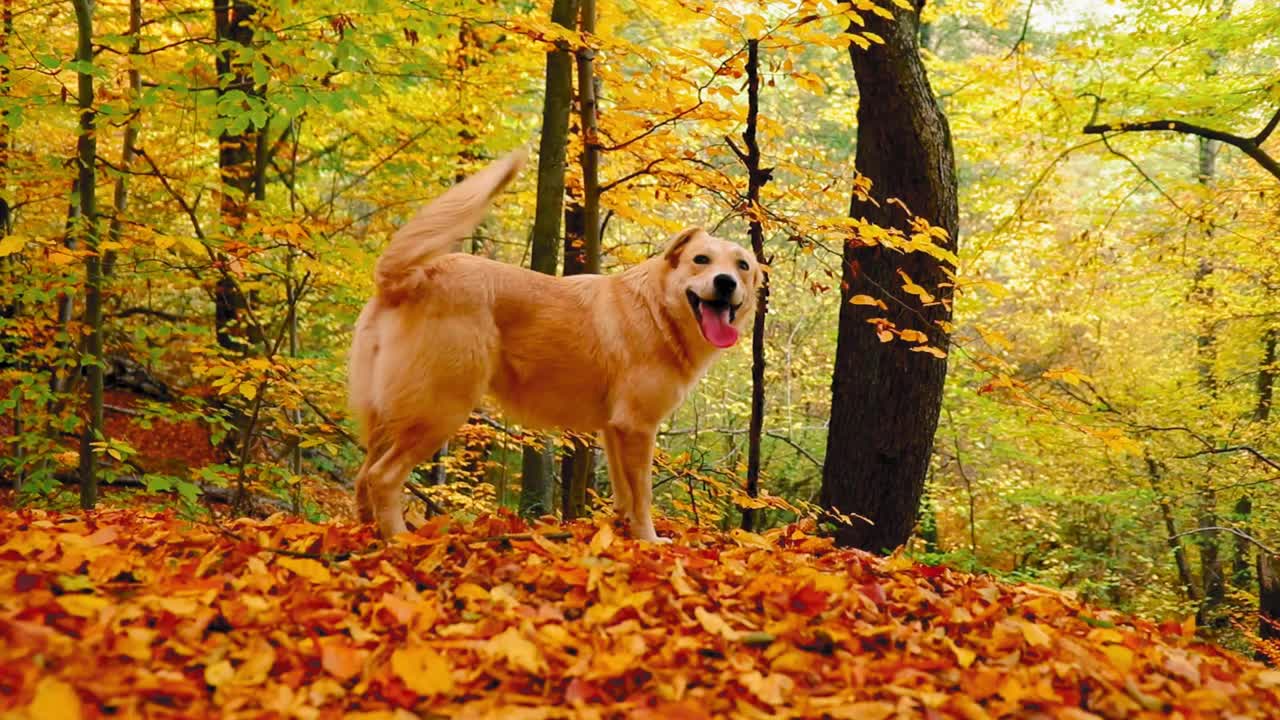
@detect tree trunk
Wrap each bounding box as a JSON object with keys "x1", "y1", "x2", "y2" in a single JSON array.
[
  {"x1": 519, "y1": 444, "x2": 554, "y2": 518},
  {"x1": 520, "y1": 0, "x2": 578, "y2": 516},
  {"x1": 821, "y1": 0, "x2": 959, "y2": 552},
  {"x1": 72, "y1": 0, "x2": 102, "y2": 510},
  {"x1": 1256, "y1": 326, "x2": 1276, "y2": 422},
  {"x1": 212, "y1": 0, "x2": 262, "y2": 353},
  {"x1": 103, "y1": 0, "x2": 141, "y2": 279},
  {"x1": 739, "y1": 38, "x2": 771, "y2": 532},
  {"x1": 1146, "y1": 455, "x2": 1200, "y2": 600},
  {"x1": 1232, "y1": 496, "x2": 1252, "y2": 587},
  {"x1": 1260, "y1": 552, "x2": 1280, "y2": 655},
  {"x1": 560, "y1": 0, "x2": 599, "y2": 521}
]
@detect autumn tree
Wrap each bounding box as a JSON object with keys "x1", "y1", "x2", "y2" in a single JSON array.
[
  {"x1": 560, "y1": 0, "x2": 599, "y2": 521},
  {"x1": 520, "y1": 0, "x2": 578, "y2": 517},
  {"x1": 822, "y1": 0, "x2": 958, "y2": 551},
  {"x1": 71, "y1": 0, "x2": 102, "y2": 508}
]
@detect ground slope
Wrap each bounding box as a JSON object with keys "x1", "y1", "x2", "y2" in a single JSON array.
[{"x1": 1, "y1": 509, "x2": 1277, "y2": 719}]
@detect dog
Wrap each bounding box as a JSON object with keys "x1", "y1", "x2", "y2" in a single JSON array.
[{"x1": 348, "y1": 150, "x2": 760, "y2": 542}]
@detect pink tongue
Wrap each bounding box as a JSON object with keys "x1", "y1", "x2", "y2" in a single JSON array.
[{"x1": 698, "y1": 304, "x2": 739, "y2": 348}]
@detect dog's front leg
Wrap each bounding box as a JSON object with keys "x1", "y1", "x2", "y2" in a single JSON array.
[{"x1": 602, "y1": 423, "x2": 668, "y2": 543}]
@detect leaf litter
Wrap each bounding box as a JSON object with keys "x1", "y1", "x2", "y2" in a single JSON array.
[{"x1": 1, "y1": 508, "x2": 1278, "y2": 719}]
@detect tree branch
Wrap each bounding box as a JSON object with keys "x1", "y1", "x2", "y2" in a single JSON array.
[
  {"x1": 1169, "y1": 527, "x2": 1277, "y2": 557},
  {"x1": 1084, "y1": 114, "x2": 1280, "y2": 181}
]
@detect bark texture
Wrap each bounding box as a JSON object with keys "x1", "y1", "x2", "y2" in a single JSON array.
[{"x1": 821, "y1": 1, "x2": 958, "y2": 552}]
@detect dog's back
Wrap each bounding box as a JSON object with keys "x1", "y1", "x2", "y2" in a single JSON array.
[{"x1": 349, "y1": 150, "x2": 526, "y2": 447}]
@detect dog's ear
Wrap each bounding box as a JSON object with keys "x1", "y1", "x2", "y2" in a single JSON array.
[{"x1": 663, "y1": 227, "x2": 702, "y2": 268}]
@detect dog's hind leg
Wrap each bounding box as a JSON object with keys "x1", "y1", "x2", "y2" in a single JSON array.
[
  {"x1": 354, "y1": 416, "x2": 392, "y2": 523},
  {"x1": 366, "y1": 406, "x2": 476, "y2": 539}
]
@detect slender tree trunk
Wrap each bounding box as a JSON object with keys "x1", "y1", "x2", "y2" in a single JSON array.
[
  {"x1": 1232, "y1": 496, "x2": 1252, "y2": 587},
  {"x1": 1256, "y1": 326, "x2": 1276, "y2": 422},
  {"x1": 72, "y1": 0, "x2": 102, "y2": 509},
  {"x1": 560, "y1": 0, "x2": 599, "y2": 521},
  {"x1": 103, "y1": 0, "x2": 141, "y2": 278},
  {"x1": 739, "y1": 38, "x2": 771, "y2": 532},
  {"x1": 821, "y1": 0, "x2": 958, "y2": 551},
  {"x1": 2, "y1": 0, "x2": 19, "y2": 489},
  {"x1": 520, "y1": 0, "x2": 578, "y2": 517},
  {"x1": 1146, "y1": 454, "x2": 1200, "y2": 600},
  {"x1": 49, "y1": 179, "x2": 79, "y2": 398},
  {"x1": 1192, "y1": 111, "x2": 1226, "y2": 629}
]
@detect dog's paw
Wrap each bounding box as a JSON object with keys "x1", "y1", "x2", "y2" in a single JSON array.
[{"x1": 633, "y1": 530, "x2": 671, "y2": 544}]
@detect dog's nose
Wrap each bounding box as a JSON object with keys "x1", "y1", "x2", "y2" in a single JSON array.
[{"x1": 713, "y1": 274, "x2": 737, "y2": 298}]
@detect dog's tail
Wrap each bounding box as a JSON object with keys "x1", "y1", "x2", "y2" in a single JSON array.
[{"x1": 374, "y1": 149, "x2": 527, "y2": 303}]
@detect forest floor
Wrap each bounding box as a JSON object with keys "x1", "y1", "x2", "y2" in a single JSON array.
[{"x1": 3, "y1": 504, "x2": 1280, "y2": 719}]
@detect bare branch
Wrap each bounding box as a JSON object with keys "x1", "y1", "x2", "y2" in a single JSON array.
[
  {"x1": 1084, "y1": 115, "x2": 1280, "y2": 181},
  {"x1": 1168, "y1": 527, "x2": 1278, "y2": 557}
]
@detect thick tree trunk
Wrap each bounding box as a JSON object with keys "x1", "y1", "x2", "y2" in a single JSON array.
[
  {"x1": 821, "y1": 0, "x2": 958, "y2": 551},
  {"x1": 739, "y1": 39, "x2": 771, "y2": 532},
  {"x1": 72, "y1": 0, "x2": 102, "y2": 509},
  {"x1": 520, "y1": 0, "x2": 578, "y2": 516}
]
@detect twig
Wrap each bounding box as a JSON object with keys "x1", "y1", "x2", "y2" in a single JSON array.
[
  {"x1": 1168, "y1": 527, "x2": 1278, "y2": 557},
  {"x1": 1173, "y1": 446, "x2": 1280, "y2": 473},
  {"x1": 473, "y1": 531, "x2": 575, "y2": 543}
]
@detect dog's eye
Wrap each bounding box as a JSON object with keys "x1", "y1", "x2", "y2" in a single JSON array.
[
  {"x1": 737, "y1": 259, "x2": 750, "y2": 271},
  {"x1": 693, "y1": 254, "x2": 710, "y2": 265}
]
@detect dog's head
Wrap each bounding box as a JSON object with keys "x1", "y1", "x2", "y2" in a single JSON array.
[{"x1": 660, "y1": 227, "x2": 761, "y2": 349}]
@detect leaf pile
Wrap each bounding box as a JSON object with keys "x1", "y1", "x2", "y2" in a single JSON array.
[{"x1": 2, "y1": 509, "x2": 1278, "y2": 719}]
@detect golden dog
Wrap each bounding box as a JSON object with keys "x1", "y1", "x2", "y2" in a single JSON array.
[{"x1": 348, "y1": 150, "x2": 759, "y2": 542}]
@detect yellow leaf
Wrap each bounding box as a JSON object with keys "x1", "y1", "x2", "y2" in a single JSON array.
[
  {"x1": 454, "y1": 582, "x2": 489, "y2": 602},
  {"x1": 204, "y1": 659, "x2": 235, "y2": 687},
  {"x1": 589, "y1": 522, "x2": 614, "y2": 554},
  {"x1": 670, "y1": 560, "x2": 697, "y2": 596},
  {"x1": 277, "y1": 556, "x2": 332, "y2": 584},
  {"x1": 240, "y1": 382, "x2": 258, "y2": 401},
  {"x1": 848, "y1": 294, "x2": 885, "y2": 308},
  {"x1": 910, "y1": 345, "x2": 947, "y2": 359},
  {"x1": 156, "y1": 596, "x2": 199, "y2": 615},
  {"x1": 391, "y1": 645, "x2": 454, "y2": 696},
  {"x1": 0, "y1": 234, "x2": 28, "y2": 257},
  {"x1": 1256, "y1": 669, "x2": 1280, "y2": 688},
  {"x1": 947, "y1": 638, "x2": 976, "y2": 668},
  {"x1": 48, "y1": 248, "x2": 77, "y2": 265},
  {"x1": 56, "y1": 594, "x2": 109, "y2": 617},
  {"x1": 1019, "y1": 620, "x2": 1052, "y2": 648},
  {"x1": 827, "y1": 701, "x2": 895, "y2": 720},
  {"x1": 899, "y1": 329, "x2": 929, "y2": 343},
  {"x1": 739, "y1": 670, "x2": 793, "y2": 706},
  {"x1": 695, "y1": 606, "x2": 741, "y2": 641},
  {"x1": 898, "y1": 269, "x2": 936, "y2": 303},
  {"x1": 484, "y1": 626, "x2": 545, "y2": 673},
  {"x1": 1103, "y1": 644, "x2": 1134, "y2": 673},
  {"x1": 27, "y1": 676, "x2": 82, "y2": 720}
]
